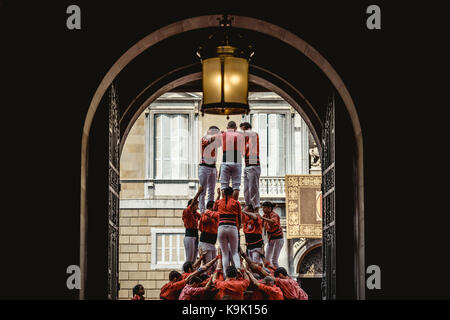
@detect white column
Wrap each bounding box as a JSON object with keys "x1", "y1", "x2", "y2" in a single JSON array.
[
  {"x1": 278, "y1": 225, "x2": 290, "y2": 272},
  {"x1": 301, "y1": 117, "x2": 309, "y2": 174}
]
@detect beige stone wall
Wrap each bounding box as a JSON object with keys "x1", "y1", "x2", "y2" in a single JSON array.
[
  {"x1": 120, "y1": 112, "x2": 146, "y2": 199},
  {"x1": 118, "y1": 208, "x2": 247, "y2": 300},
  {"x1": 118, "y1": 208, "x2": 186, "y2": 300}
]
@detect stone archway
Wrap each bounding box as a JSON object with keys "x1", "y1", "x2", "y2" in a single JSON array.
[{"x1": 80, "y1": 14, "x2": 365, "y2": 299}]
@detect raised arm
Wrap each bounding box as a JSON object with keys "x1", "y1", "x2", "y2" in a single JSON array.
[
  {"x1": 241, "y1": 250, "x2": 256, "y2": 269},
  {"x1": 261, "y1": 215, "x2": 274, "y2": 223},
  {"x1": 246, "y1": 269, "x2": 259, "y2": 287},
  {"x1": 193, "y1": 247, "x2": 205, "y2": 269},
  {"x1": 216, "y1": 187, "x2": 221, "y2": 201},
  {"x1": 259, "y1": 247, "x2": 275, "y2": 272},
  {"x1": 202, "y1": 255, "x2": 219, "y2": 270},
  {"x1": 185, "y1": 257, "x2": 215, "y2": 283},
  {"x1": 204, "y1": 275, "x2": 214, "y2": 291},
  {"x1": 212, "y1": 247, "x2": 222, "y2": 282},
  {"x1": 241, "y1": 249, "x2": 270, "y2": 277},
  {"x1": 242, "y1": 209, "x2": 258, "y2": 220},
  {"x1": 241, "y1": 261, "x2": 250, "y2": 282},
  {"x1": 191, "y1": 185, "x2": 204, "y2": 205}
]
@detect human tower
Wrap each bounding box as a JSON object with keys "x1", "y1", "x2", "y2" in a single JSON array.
[{"x1": 131, "y1": 121, "x2": 308, "y2": 300}]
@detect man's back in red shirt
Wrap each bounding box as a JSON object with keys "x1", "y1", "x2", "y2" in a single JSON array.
[
  {"x1": 214, "y1": 278, "x2": 250, "y2": 300},
  {"x1": 160, "y1": 279, "x2": 187, "y2": 300},
  {"x1": 182, "y1": 205, "x2": 201, "y2": 230},
  {"x1": 178, "y1": 284, "x2": 207, "y2": 300},
  {"x1": 275, "y1": 277, "x2": 308, "y2": 300},
  {"x1": 199, "y1": 209, "x2": 219, "y2": 234},
  {"x1": 258, "y1": 283, "x2": 284, "y2": 300}
]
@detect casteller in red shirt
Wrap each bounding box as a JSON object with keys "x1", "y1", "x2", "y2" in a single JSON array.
[
  {"x1": 160, "y1": 271, "x2": 187, "y2": 300},
  {"x1": 213, "y1": 197, "x2": 242, "y2": 228},
  {"x1": 263, "y1": 209, "x2": 283, "y2": 240},
  {"x1": 182, "y1": 204, "x2": 201, "y2": 230},
  {"x1": 214, "y1": 278, "x2": 250, "y2": 300},
  {"x1": 178, "y1": 284, "x2": 207, "y2": 300},
  {"x1": 199, "y1": 209, "x2": 219, "y2": 235},
  {"x1": 257, "y1": 282, "x2": 284, "y2": 300},
  {"x1": 273, "y1": 267, "x2": 309, "y2": 300}
]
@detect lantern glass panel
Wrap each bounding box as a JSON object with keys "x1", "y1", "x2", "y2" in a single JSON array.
[
  {"x1": 202, "y1": 57, "x2": 222, "y2": 105},
  {"x1": 224, "y1": 56, "x2": 248, "y2": 104}
]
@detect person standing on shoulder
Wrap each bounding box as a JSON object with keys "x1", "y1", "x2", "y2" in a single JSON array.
[
  {"x1": 198, "y1": 126, "x2": 220, "y2": 213},
  {"x1": 182, "y1": 185, "x2": 203, "y2": 263},
  {"x1": 198, "y1": 188, "x2": 221, "y2": 264},
  {"x1": 261, "y1": 201, "x2": 284, "y2": 268},
  {"x1": 240, "y1": 122, "x2": 261, "y2": 213},
  {"x1": 214, "y1": 186, "x2": 242, "y2": 272},
  {"x1": 241, "y1": 204, "x2": 264, "y2": 264},
  {"x1": 216, "y1": 121, "x2": 245, "y2": 200}
]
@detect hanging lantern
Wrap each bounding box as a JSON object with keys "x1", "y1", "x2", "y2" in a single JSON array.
[{"x1": 197, "y1": 15, "x2": 254, "y2": 118}]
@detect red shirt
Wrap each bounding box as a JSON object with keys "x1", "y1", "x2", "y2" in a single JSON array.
[
  {"x1": 249, "y1": 279, "x2": 267, "y2": 300},
  {"x1": 275, "y1": 277, "x2": 308, "y2": 300},
  {"x1": 242, "y1": 213, "x2": 263, "y2": 234},
  {"x1": 182, "y1": 205, "x2": 201, "y2": 230},
  {"x1": 214, "y1": 198, "x2": 242, "y2": 227},
  {"x1": 214, "y1": 278, "x2": 250, "y2": 300},
  {"x1": 243, "y1": 130, "x2": 260, "y2": 167},
  {"x1": 199, "y1": 209, "x2": 219, "y2": 234},
  {"x1": 160, "y1": 279, "x2": 187, "y2": 300},
  {"x1": 181, "y1": 272, "x2": 192, "y2": 280},
  {"x1": 200, "y1": 135, "x2": 218, "y2": 165},
  {"x1": 263, "y1": 211, "x2": 283, "y2": 239},
  {"x1": 131, "y1": 295, "x2": 145, "y2": 300},
  {"x1": 178, "y1": 284, "x2": 207, "y2": 300},
  {"x1": 258, "y1": 283, "x2": 284, "y2": 300},
  {"x1": 216, "y1": 129, "x2": 245, "y2": 163}
]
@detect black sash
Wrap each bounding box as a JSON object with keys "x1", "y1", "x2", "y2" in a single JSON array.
[
  {"x1": 185, "y1": 228, "x2": 199, "y2": 238},
  {"x1": 200, "y1": 232, "x2": 218, "y2": 244},
  {"x1": 245, "y1": 233, "x2": 264, "y2": 250}
]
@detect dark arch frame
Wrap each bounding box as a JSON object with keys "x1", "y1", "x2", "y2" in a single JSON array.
[{"x1": 80, "y1": 14, "x2": 365, "y2": 299}]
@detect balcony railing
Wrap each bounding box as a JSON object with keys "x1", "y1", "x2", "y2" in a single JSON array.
[
  {"x1": 239, "y1": 176, "x2": 285, "y2": 198},
  {"x1": 259, "y1": 176, "x2": 285, "y2": 197}
]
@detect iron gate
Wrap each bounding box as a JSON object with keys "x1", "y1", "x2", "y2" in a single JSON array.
[
  {"x1": 108, "y1": 83, "x2": 120, "y2": 300},
  {"x1": 321, "y1": 91, "x2": 336, "y2": 300}
]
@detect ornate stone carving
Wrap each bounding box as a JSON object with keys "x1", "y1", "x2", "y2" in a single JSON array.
[{"x1": 285, "y1": 175, "x2": 322, "y2": 239}]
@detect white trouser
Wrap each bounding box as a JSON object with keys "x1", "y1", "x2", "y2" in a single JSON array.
[
  {"x1": 265, "y1": 238, "x2": 284, "y2": 268},
  {"x1": 198, "y1": 165, "x2": 217, "y2": 213},
  {"x1": 220, "y1": 163, "x2": 242, "y2": 190},
  {"x1": 244, "y1": 165, "x2": 261, "y2": 208},
  {"x1": 217, "y1": 225, "x2": 240, "y2": 274},
  {"x1": 184, "y1": 236, "x2": 198, "y2": 263},
  {"x1": 248, "y1": 247, "x2": 263, "y2": 265},
  {"x1": 198, "y1": 241, "x2": 217, "y2": 264}
]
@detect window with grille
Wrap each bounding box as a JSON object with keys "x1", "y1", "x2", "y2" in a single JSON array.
[{"x1": 151, "y1": 228, "x2": 185, "y2": 269}]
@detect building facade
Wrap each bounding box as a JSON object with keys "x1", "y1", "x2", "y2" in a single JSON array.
[{"x1": 118, "y1": 92, "x2": 322, "y2": 299}]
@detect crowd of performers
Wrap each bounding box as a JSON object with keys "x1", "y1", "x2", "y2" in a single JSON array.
[{"x1": 131, "y1": 120, "x2": 308, "y2": 300}]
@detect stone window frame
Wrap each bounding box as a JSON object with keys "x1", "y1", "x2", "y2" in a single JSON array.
[
  {"x1": 150, "y1": 227, "x2": 186, "y2": 270},
  {"x1": 145, "y1": 97, "x2": 200, "y2": 181}
]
